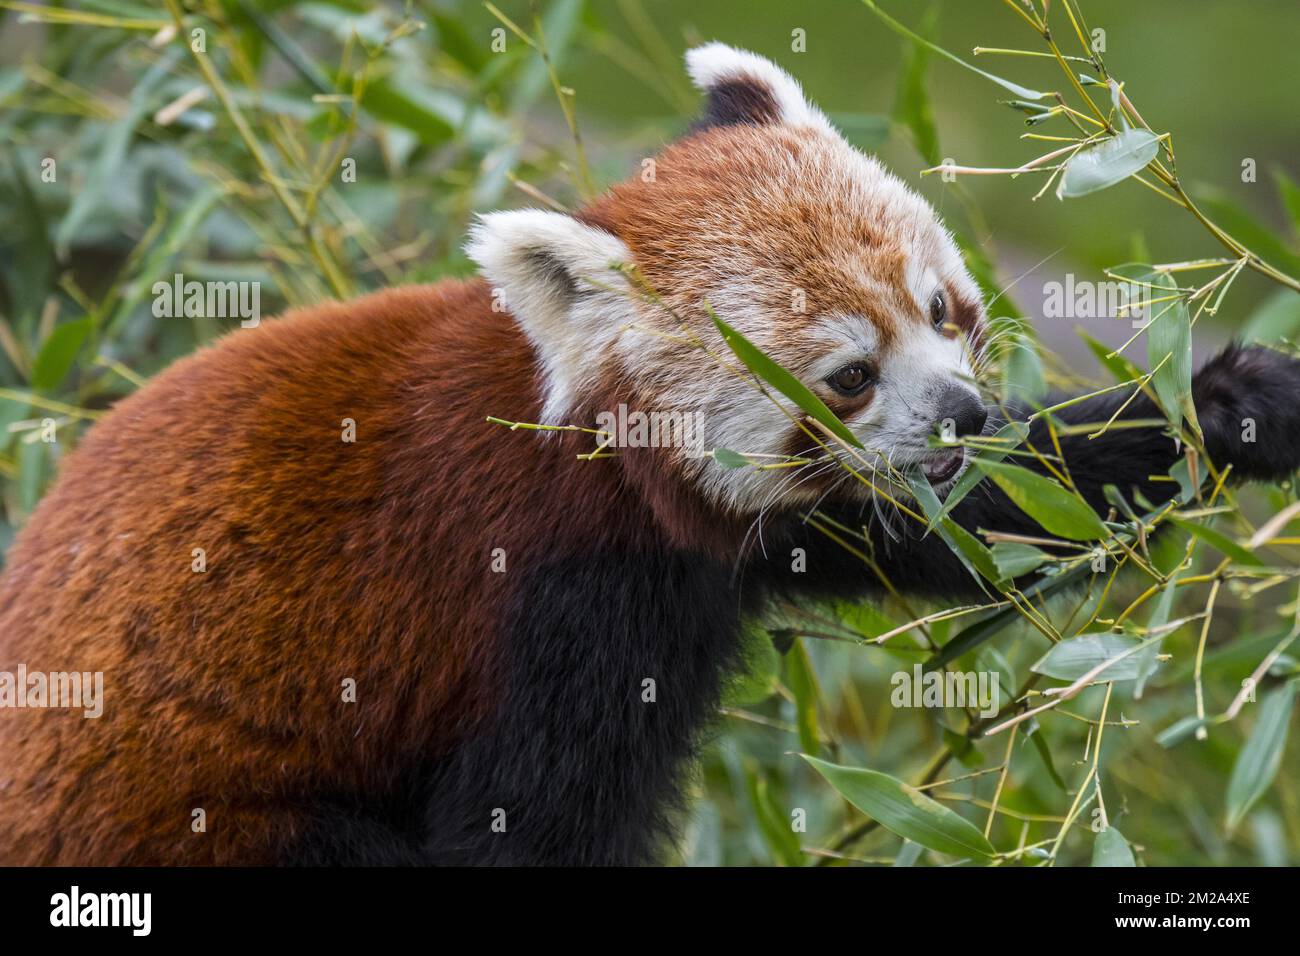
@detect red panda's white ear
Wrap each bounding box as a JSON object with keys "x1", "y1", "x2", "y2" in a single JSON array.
[
  {"x1": 466, "y1": 209, "x2": 636, "y2": 423},
  {"x1": 685, "y1": 43, "x2": 833, "y2": 134}
]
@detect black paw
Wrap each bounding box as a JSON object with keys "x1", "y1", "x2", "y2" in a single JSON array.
[{"x1": 1194, "y1": 343, "x2": 1300, "y2": 482}]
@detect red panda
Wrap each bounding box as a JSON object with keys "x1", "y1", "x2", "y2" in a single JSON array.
[{"x1": 2, "y1": 44, "x2": 1299, "y2": 866}]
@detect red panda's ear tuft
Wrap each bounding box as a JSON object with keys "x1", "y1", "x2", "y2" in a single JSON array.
[
  {"x1": 466, "y1": 209, "x2": 636, "y2": 423},
  {"x1": 685, "y1": 43, "x2": 833, "y2": 134}
]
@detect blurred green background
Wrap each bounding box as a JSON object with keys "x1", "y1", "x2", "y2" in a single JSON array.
[{"x1": 2, "y1": 0, "x2": 1299, "y2": 866}]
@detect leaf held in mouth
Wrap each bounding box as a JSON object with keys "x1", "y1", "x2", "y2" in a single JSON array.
[{"x1": 708, "y1": 305, "x2": 863, "y2": 449}]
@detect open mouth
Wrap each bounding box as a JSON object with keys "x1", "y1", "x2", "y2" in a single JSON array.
[{"x1": 922, "y1": 448, "x2": 965, "y2": 486}]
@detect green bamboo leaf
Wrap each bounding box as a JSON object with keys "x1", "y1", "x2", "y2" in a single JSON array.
[
  {"x1": 990, "y1": 542, "x2": 1050, "y2": 579},
  {"x1": 359, "y1": 78, "x2": 457, "y2": 144},
  {"x1": 1092, "y1": 826, "x2": 1137, "y2": 866},
  {"x1": 977, "y1": 647, "x2": 1015, "y2": 703},
  {"x1": 711, "y1": 448, "x2": 751, "y2": 470},
  {"x1": 1002, "y1": 99, "x2": 1056, "y2": 116},
  {"x1": 1143, "y1": 271, "x2": 1195, "y2": 431},
  {"x1": 1024, "y1": 719, "x2": 1068, "y2": 791},
  {"x1": 1000, "y1": 333, "x2": 1048, "y2": 403},
  {"x1": 1057, "y1": 129, "x2": 1162, "y2": 199},
  {"x1": 943, "y1": 726, "x2": 985, "y2": 769},
  {"x1": 832, "y1": 601, "x2": 898, "y2": 641},
  {"x1": 1167, "y1": 516, "x2": 1263, "y2": 567},
  {"x1": 744, "y1": 766, "x2": 803, "y2": 867},
  {"x1": 31, "y1": 318, "x2": 93, "y2": 392},
  {"x1": 1274, "y1": 168, "x2": 1300, "y2": 236},
  {"x1": 1032, "y1": 632, "x2": 1145, "y2": 682},
  {"x1": 803, "y1": 756, "x2": 996, "y2": 860},
  {"x1": 17, "y1": 439, "x2": 48, "y2": 516},
  {"x1": 1080, "y1": 329, "x2": 1143, "y2": 385},
  {"x1": 1167, "y1": 457, "x2": 1198, "y2": 504},
  {"x1": 709, "y1": 306, "x2": 862, "y2": 448},
  {"x1": 892, "y1": 840, "x2": 923, "y2": 867},
  {"x1": 430, "y1": 11, "x2": 490, "y2": 72},
  {"x1": 1242, "y1": 289, "x2": 1300, "y2": 344},
  {"x1": 892, "y1": 6, "x2": 940, "y2": 167},
  {"x1": 860, "y1": 1, "x2": 1048, "y2": 101},
  {"x1": 1103, "y1": 483, "x2": 1142, "y2": 525},
  {"x1": 974, "y1": 459, "x2": 1108, "y2": 541},
  {"x1": 1156, "y1": 715, "x2": 1210, "y2": 748},
  {"x1": 1134, "y1": 573, "x2": 1179, "y2": 698},
  {"x1": 786, "y1": 639, "x2": 822, "y2": 758},
  {"x1": 1193, "y1": 186, "x2": 1300, "y2": 278},
  {"x1": 1226, "y1": 682, "x2": 1296, "y2": 831},
  {"x1": 940, "y1": 517, "x2": 1006, "y2": 588},
  {"x1": 907, "y1": 470, "x2": 996, "y2": 593}
]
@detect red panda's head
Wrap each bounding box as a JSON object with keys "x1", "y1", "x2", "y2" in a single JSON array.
[{"x1": 467, "y1": 44, "x2": 988, "y2": 517}]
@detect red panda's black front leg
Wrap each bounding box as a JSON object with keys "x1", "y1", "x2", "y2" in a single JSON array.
[
  {"x1": 419, "y1": 550, "x2": 753, "y2": 866},
  {"x1": 763, "y1": 344, "x2": 1300, "y2": 602}
]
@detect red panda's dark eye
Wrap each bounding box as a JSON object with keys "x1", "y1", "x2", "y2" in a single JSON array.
[
  {"x1": 828, "y1": 363, "x2": 872, "y2": 396},
  {"x1": 930, "y1": 291, "x2": 947, "y2": 329}
]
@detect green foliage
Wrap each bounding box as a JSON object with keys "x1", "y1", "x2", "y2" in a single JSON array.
[
  {"x1": 3, "y1": 0, "x2": 1299, "y2": 868},
  {"x1": 1226, "y1": 682, "x2": 1297, "y2": 831},
  {"x1": 1033, "y1": 633, "x2": 1152, "y2": 683},
  {"x1": 803, "y1": 756, "x2": 996, "y2": 860},
  {"x1": 1091, "y1": 826, "x2": 1136, "y2": 867},
  {"x1": 974, "y1": 458, "x2": 1109, "y2": 541}
]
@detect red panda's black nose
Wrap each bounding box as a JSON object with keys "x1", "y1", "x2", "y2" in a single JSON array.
[{"x1": 936, "y1": 387, "x2": 988, "y2": 439}]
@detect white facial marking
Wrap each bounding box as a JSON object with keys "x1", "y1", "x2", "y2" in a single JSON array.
[{"x1": 908, "y1": 263, "x2": 941, "y2": 317}]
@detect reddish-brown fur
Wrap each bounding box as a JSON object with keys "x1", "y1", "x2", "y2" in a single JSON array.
[{"x1": 0, "y1": 279, "x2": 732, "y2": 864}]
